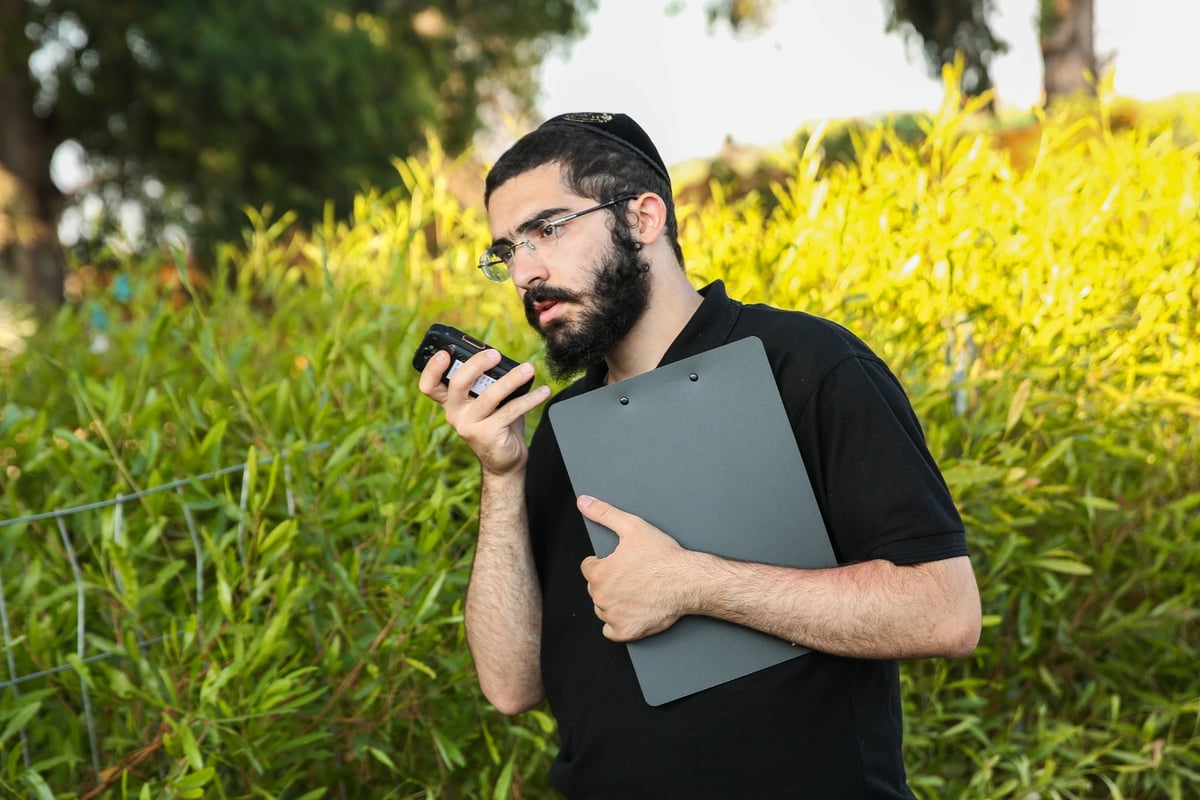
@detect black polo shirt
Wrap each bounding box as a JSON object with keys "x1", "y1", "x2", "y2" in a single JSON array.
[{"x1": 524, "y1": 281, "x2": 967, "y2": 799}]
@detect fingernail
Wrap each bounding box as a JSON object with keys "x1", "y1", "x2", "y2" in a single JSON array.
[{"x1": 578, "y1": 495, "x2": 593, "y2": 508}]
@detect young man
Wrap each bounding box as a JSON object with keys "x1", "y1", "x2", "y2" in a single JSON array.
[{"x1": 418, "y1": 112, "x2": 981, "y2": 798}]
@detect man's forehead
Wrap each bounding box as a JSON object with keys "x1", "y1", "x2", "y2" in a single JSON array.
[{"x1": 486, "y1": 163, "x2": 577, "y2": 231}]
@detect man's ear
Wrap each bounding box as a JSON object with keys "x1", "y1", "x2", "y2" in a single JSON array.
[{"x1": 629, "y1": 193, "x2": 668, "y2": 246}]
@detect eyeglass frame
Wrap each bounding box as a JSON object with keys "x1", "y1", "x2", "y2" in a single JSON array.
[{"x1": 478, "y1": 193, "x2": 638, "y2": 282}]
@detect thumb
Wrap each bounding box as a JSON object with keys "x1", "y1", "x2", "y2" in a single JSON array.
[{"x1": 576, "y1": 494, "x2": 636, "y2": 537}]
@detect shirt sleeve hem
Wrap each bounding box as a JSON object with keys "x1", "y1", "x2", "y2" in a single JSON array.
[{"x1": 866, "y1": 531, "x2": 969, "y2": 566}]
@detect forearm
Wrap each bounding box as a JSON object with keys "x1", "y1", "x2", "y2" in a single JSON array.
[
  {"x1": 464, "y1": 469, "x2": 545, "y2": 714},
  {"x1": 684, "y1": 553, "x2": 981, "y2": 659}
]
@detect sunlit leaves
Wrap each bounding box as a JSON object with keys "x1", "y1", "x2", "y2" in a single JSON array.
[{"x1": 3, "y1": 81, "x2": 1199, "y2": 796}]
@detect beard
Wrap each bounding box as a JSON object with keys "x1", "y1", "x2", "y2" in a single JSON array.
[{"x1": 522, "y1": 229, "x2": 652, "y2": 381}]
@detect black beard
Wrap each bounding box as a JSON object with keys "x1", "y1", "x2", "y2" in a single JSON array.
[{"x1": 523, "y1": 232, "x2": 651, "y2": 381}]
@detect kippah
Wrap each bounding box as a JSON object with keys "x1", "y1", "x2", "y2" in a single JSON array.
[{"x1": 538, "y1": 112, "x2": 671, "y2": 186}]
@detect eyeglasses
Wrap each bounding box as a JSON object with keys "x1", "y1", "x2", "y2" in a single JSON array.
[{"x1": 478, "y1": 194, "x2": 638, "y2": 282}]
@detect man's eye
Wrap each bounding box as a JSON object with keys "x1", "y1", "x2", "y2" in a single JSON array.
[{"x1": 537, "y1": 221, "x2": 561, "y2": 239}]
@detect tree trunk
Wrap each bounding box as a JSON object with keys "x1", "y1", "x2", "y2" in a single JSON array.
[
  {"x1": 1039, "y1": 0, "x2": 1096, "y2": 101},
  {"x1": 0, "y1": 69, "x2": 65, "y2": 307}
]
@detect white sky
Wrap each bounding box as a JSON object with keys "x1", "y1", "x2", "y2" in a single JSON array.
[{"x1": 535, "y1": 0, "x2": 1200, "y2": 164}]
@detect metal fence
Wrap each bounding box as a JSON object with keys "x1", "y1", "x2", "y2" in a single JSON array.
[{"x1": 0, "y1": 425, "x2": 407, "y2": 793}]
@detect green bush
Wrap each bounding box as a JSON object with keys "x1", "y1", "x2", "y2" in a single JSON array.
[
  {"x1": 1, "y1": 149, "x2": 557, "y2": 798},
  {"x1": 2, "y1": 87, "x2": 1199, "y2": 797}
]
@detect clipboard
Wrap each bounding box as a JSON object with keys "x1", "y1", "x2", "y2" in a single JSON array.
[{"x1": 548, "y1": 336, "x2": 837, "y2": 706}]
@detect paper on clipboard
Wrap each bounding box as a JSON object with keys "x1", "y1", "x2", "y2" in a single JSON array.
[{"x1": 548, "y1": 336, "x2": 837, "y2": 706}]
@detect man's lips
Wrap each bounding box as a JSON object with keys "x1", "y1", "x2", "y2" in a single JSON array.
[
  {"x1": 524, "y1": 286, "x2": 581, "y2": 330},
  {"x1": 535, "y1": 300, "x2": 565, "y2": 326}
]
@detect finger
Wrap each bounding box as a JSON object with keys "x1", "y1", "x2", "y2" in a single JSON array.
[
  {"x1": 448, "y1": 354, "x2": 549, "y2": 425},
  {"x1": 507, "y1": 379, "x2": 553, "y2": 412},
  {"x1": 444, "y1": 349, "x2": 504, "y2": 403},
  {"x1": 466, "y1": 359, "x2": 537, "y2": 416},
  {"x1": 576, "y1": 495, "x2": 640, "y2": 535},
  {"x1": 486, "y1": 358, "x2": 538, "y2": 404},
  {"x1": 417, "y1": 350, "x2": 452, "y2": 400},
  {"x1": 482, "y1": 376, "x2": 551, "y2": 428}
]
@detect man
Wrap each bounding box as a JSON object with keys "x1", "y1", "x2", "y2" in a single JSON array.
[{"x1": 418, "y1": 112, "x2": 981, "y2": 798}]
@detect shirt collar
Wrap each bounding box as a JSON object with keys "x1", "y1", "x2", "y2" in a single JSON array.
[
  {"x1": 657, "y1": 280, "x2": 742, "y2": 368},
  {"x1": 579, "y1": 280, "x2": 742, "y2": 388}
]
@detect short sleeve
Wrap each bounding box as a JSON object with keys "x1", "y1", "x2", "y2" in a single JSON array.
[{"x1": 792, "y1": 356, "x2": 968, "y2": 566}]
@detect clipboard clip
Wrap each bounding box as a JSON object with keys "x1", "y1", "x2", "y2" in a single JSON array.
[{"x1": 620, "y1": 372, "x2": 699, "y2": 405}]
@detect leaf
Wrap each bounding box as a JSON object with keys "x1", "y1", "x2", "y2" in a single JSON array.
[
  {"x1": 260, "y1": 686, "x2": 328, "y2": 715},
  {"x1": 20, "y1": 771, "x2": 55, "y2": 800},
  {"x1": 52, "y1": 426, "x2": 108, "y2": 461},
  {"x1": 1, "y1": 700, "x2": 41, "y2": 744},
  {"x1": 1031, "y1": 557, "x2": 1094, "y2": 576},
  {"x1": 325, "y1": 427, "x2": 366, "y2": 472},
  {"x1": 528, "y1": 709, "x2": 556, "y2": 734},
  {"x1": 941, "y1": 460, "x2": 1007, "y2": 490},
  {"x1": 405, "y1": 657, "x2": 437, "y2": 680},
  {"x1": 432, "y1": 728, "x2": 466, "y2": 768},
  {"x1": 257, "y1": 518, "x2": 297, "y2": 555},
  {"x1": 173, "y1": 766, "x2": 215, "y2": 790},
  {"x1": 1005, "y1": 377, "x2": 1032, "y2": 435},
  {"x1": 176, "y1": 721, "x2": 204, "y2": 769},
  {"x1": 1079, "y1": 495, "x2": 1119, "y2": 511},
  {"x1": 217, "y1": 575, "x2": 235, "y2": 620},
  {"x1": 198, "y1": 418, "x2": 228, "y2": 456},
  {"x1": 245, "y1": 444, "x2": 258, "y2": 500},
  {"x1": 481, "y1": 720, "x2": 500, "y2": 764},
  {"x1": 1166, "y1": 491, "x2": 1200, "y2": 514},
  {"x1": 491, "y1": 757, "x2": 515, "y2": 800},
  {"x1": 414, "y1": 569, "x2": 448, "y2": 624},
  {"x1": 366, "y1": 746, "x2": 398, "y2": 772}
]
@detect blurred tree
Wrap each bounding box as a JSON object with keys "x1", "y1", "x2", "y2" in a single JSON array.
[
  {"x1": 707, "y1": 0, "x2": 1098, "y2": 107},
  {"x1": 0, "y1": 0, "x2": 596, "y2": 305},
  {"x1": 1037, "y1": 0, "x2": 1096, "y2": 100},
  {"x1": 884, "y1": 0, "x2": 1007, "y2": 98},
  {"x1": 884, "y1": 0, "x2": 1097, "y2": 104}
]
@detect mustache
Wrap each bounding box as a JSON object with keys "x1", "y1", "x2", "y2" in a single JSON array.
[{"x1": 523, "y1": 284, "x2": 584, "y2": 316}]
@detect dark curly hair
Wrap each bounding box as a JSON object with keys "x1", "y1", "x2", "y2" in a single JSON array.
[{"x1": 484, "y1": 125, "x2": 684, "y2": 268}]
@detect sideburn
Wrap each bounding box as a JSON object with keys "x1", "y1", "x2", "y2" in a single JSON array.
[{"x1": 540, "y1": 226, "x2": 651, "y2": 381}]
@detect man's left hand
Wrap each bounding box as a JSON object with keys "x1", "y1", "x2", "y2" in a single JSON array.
[{"x1": 577, "y1": 495, "x2": 699, "y2": 642}]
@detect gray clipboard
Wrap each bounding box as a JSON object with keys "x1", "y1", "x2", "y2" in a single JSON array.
[{"x1": 548, "y1": 336, "x2": 837, "y2": 706}]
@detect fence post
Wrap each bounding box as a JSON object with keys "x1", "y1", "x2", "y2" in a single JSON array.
[
  {"x1": 54, "y1": 515, "x2": 102, "y2": 781},
  {"x1": 236, "y1": 462, "x2": 250, "y2": 567},
  {"x1": 0, "y1": 566, "x2": 32, "y2": 772},
  {"x1": 177, "y1": 487, "x2": 205, "y2": 642}
]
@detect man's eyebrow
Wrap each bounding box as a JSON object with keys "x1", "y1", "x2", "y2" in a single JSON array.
[
  {"x1": 488, "y1": 206, "x2": 572, "y2": 249},
  {"x1": 512, "y1": 206, "x2": 571, "y2": 237}
]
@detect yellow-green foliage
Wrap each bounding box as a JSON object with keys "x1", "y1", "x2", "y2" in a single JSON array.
[
  {"x1": 686, "y1": 81, "x2": 1200, "y2": 798},
  {"x1": 1, "y1": 80, "x2": 1198, "y2": 797}
]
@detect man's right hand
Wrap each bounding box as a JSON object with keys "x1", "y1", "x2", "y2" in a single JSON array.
[
  {"x1": 417, "y1": 347, "x2": 551, "y2": 476},
  {"x1": 418, "y1": 346, "x2": 550, "y2": 714}
]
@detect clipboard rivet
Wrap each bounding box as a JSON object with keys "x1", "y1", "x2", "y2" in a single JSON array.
[
  {"x1": 689, "y1": 373, "x2": 699, "y2": 382},
  {"x1": 620, "y1": 396, "x2": 629, "y2": 405}
]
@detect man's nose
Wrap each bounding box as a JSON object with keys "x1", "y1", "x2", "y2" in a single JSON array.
[{"x1": 511, "y1": 243, "x2": 549, "y2": 289}]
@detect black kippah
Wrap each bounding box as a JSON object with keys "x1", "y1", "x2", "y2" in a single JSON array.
[{"x1": 538, "y1": 112, "x2": 671, "y2": 187}]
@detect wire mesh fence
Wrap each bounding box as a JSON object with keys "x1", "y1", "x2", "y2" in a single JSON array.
[{"x1": 0, "y1": 426, "x2": 413, "y2": 795}]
